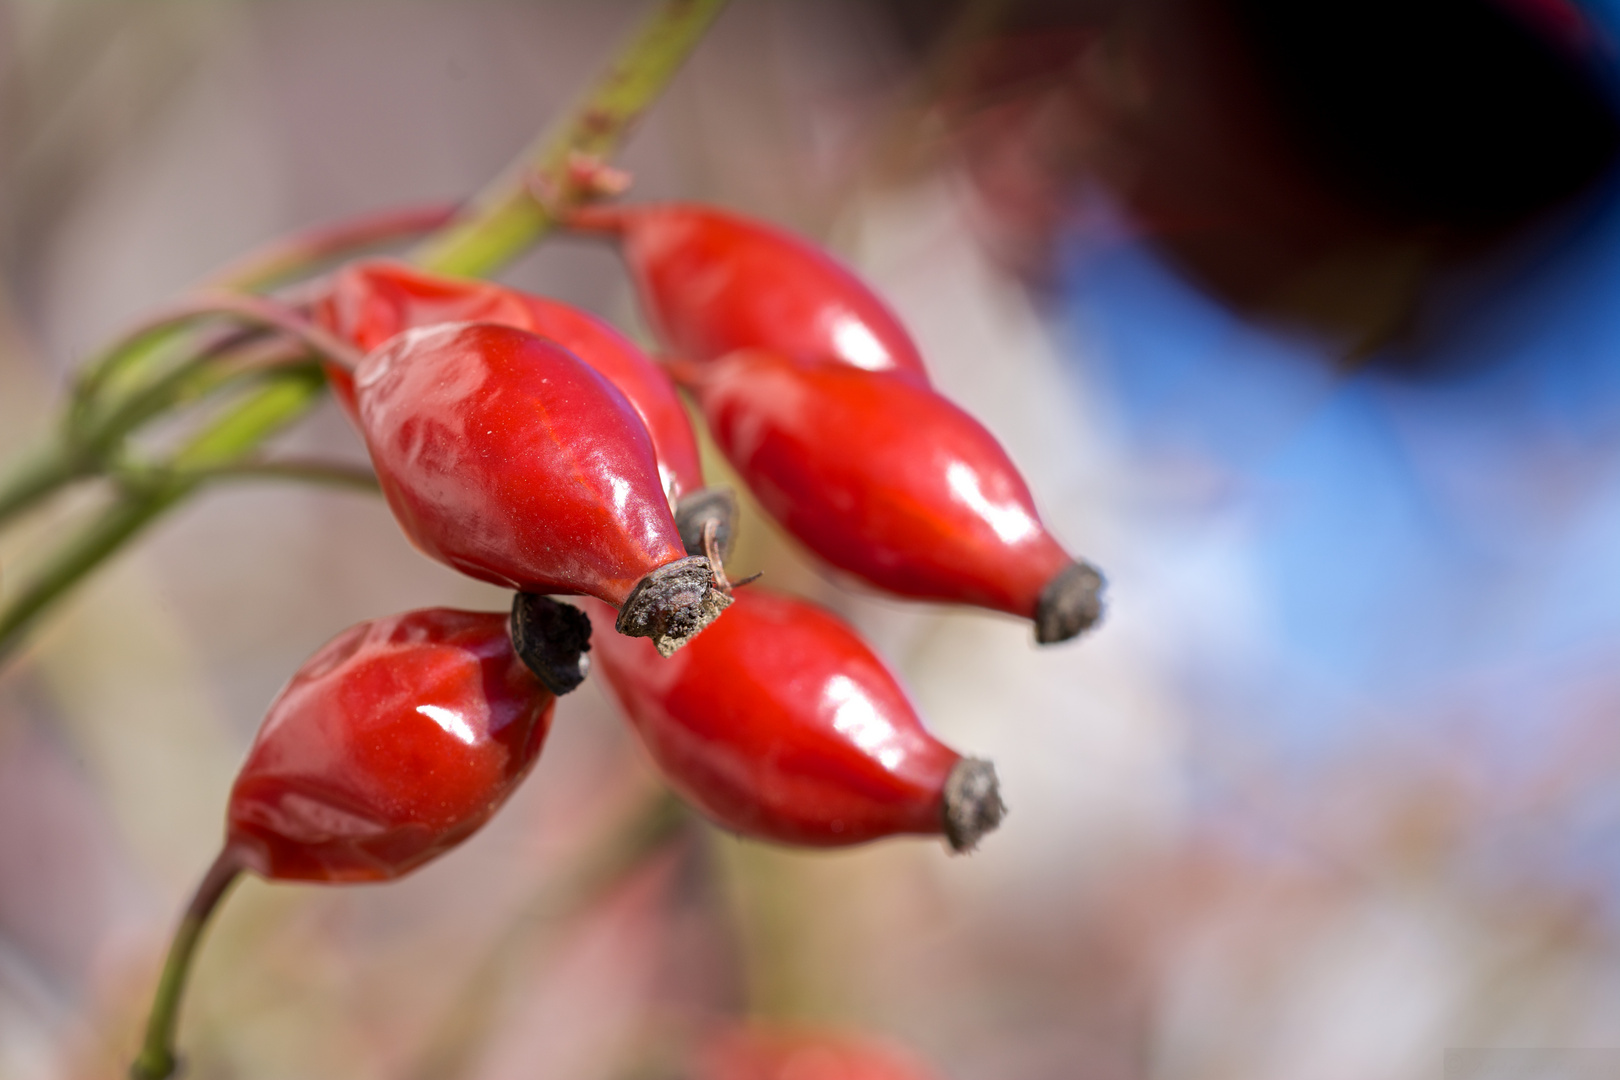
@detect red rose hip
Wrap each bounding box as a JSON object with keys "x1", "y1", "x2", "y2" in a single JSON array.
[
  {"x1": 314, "y1": 259, "x2": 733, "y2": 538},
  {"x1": 586, "y1": 588, "x2": 1004, "y2": 852},
  {"x1": 355, "y1": 321, "x2": 727, "y2": 653},
  {"x1": 227, "y1": 605, "x2": 570, "y2": 882},
  {"x1": 570, "y1": 202, "x2": 931, "y2": 382},
  {"x1": 682, "y1": 349, "x2": 1103, "y2": 643},
  {"x1": 130, "y1": 601, "x2": 588, "y2": 1080}
]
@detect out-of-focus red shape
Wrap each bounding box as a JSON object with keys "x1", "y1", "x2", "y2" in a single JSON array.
[
  {"x1": 698, "y1": 1026, "x2": 942, "y2": 1080},
  {"x1": 355, "y1": 321, "x2": 689, "y2": 606},
  {"x1": 313, "y1": 259, "x2": 705, "y2": 505},
  {"x1": 570, "y1": 202, "x2": 932, "y2": 382},
  {"x1": 585, "y1": 589, "x2": 962, "y2": 848},
  {"x1": 227, "y1": 608, "x2": 552, "y2": 882}
]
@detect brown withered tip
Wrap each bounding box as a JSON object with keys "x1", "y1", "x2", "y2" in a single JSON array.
[
  {"x1": 510, "y1": 594, "x2": 593, "y2": 695},
  {"x1": 942, "y1": 757, "x2": 1005, "y2": 854},
  {"x1": 1034, "y1": 560, "x2": 1106, "y2": 645},
  {"x1": 616, "y1": 554, "x2": 732, "y2": 657},
  {"x1": 675, "y1": 486, "x2": 738, "y2": 560}
]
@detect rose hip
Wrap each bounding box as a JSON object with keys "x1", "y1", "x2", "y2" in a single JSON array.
[
  {"x1": 570, "y1": 202, "x2": 931, "y2": 381},
  {"x1": 227, "y1": 605, "x2": 571, "y2": 882},
  {"x1": 315, "y1": 260, "x2": 734, "y2": 558},
  {"x1": 681, "y1": 349, "x2": 1104, "y2": 643},
  {"x1": 355, "y1": 321, "x2": 727, "y2": 653},
  {"x1": 585, "y1": 588, "x2": 1004, "y2": 852}
]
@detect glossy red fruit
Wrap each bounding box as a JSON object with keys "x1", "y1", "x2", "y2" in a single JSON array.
[
  {"x1": 570, "y1": 203, "x2": 931, "y2": 381},
  {"x1": 226, "y1": 607, "x2": 567, "y2": 882},
  {"x1": 682, "y1": 349, "x2": 1103, "y2": 643},
  {"x1": 586, "y1": 588, "x2": 1003, "y2": 851},
  {"x1": 699, "y1": 1027, "x2": 941, "y2": 1080},
  {"x1": 314, "y1": 260, "x2": 707, "y2": 509},
  {"x1": 356, "y1": 321, "x2": 726, "y2": 653}
]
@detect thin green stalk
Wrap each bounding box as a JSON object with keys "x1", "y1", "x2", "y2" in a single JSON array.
[
  {"x1": 4, "y1": 298, "x2": 339, "y2": 531},
  {"x1": 129, "y1": 849, "x2": 243, "y2": 1080},
  {"x1": 414, "y1": 0, "x2": 729, "y2": 277},
  {"x1": 74, "y1": 294, "x2": 358, "y2": 436},
  {"x1": 0, "y1": 440, "x2": 88, "y2": 524},
  {"x1": 0, "y1": 366, "x2": 326, "y2": 665},
  {"x1": 115, "y1": 458, "x2": 380, "y2": 494}
]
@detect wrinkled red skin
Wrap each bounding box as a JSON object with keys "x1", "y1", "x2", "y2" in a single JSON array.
[
  {"x1": 687, "y1": 349, "x2": 1073, "y2": 620},
  {"x1": 699, "y1": 1027, "x2": 941, "y2": 1080},
  {"x1": 572, "y1": 203, "x2": 931, "y2": 382},
  {"x1": 227, "y1": 608, "x2": 553, "y2": 883},
  {"x1": 314, "y1": 260, "x2": 704, "y2": 504},
  {"x1": 356, "y1": 321, "x2": 688, "y2": 605},
  {"x1": 586, "y1": 589, "x2": 960, "y2": 848}
]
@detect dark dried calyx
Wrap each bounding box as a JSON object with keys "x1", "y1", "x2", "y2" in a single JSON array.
[
  {"x1": 1034, "y1": 559, "x2": 1106, "y2": 645},
  {"x1": 616, "y1": 554, "x2": 732, "y2": 656},
  {"x1": 675, "y1": 486, "x2": 738, "y2": 560},
  {"x1": 942, "y1": 757, "x2": 1005, "y2": 854},
  {"x1": 510, "y1": 593, "x2": 593, "y2": 695}
]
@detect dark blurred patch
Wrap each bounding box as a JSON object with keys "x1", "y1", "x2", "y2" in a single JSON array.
[
  {"x1": 883, "y1": 0, "x2": 1620, "y2": 372},
  {"x1": 1233, "y1": 0, "x2": 1620, "y2": 232}
]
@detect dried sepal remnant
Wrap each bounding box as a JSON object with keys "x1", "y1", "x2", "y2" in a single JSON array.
[
  {"x1": 942, "y1": 757, "x2": 1006, "y2": 854},
  {"x1": 676, "y1": 485, "x2": 738, "y2": 560},
  {"x1": 1035, "y1": 559, "x2": 1106, "y2": 645},
  {"x1": 510, "y1": 593, "x2": 593, "y2": 695},
  {"x1": 615, "y1": 554, "x2": 732, "y2": 656}
]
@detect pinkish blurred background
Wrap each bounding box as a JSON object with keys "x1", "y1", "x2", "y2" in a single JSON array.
[{"x1": 5, "y1": 2, "x2": 1620, "y2": 1078}]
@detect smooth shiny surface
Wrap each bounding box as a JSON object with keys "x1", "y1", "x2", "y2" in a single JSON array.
[
  {"x1": 227, "y1": 608, "x2": 553, "y2": 882},
  {"x1": 316, "y1": 260, "x2": 705, "y2": 503},
  {"x1": 690, "y1": 349, "x2": 1074, "y2": 619},
  {"x1": 355, "y1": 322, "x2": 689, "y2": 605},
  {"x1": 586, "y1": 589, "x2": 960, "y2": 848},
  {"x1": 584, "y1": 202, "x2": 932, "y2": 381}
]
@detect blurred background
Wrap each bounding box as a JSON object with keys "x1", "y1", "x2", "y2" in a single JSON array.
[{"x1": 4, "y1": 1, "x2": 1620, "y2": 1077}]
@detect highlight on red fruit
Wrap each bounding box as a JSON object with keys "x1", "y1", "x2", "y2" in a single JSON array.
[
  {"x1": 570, "y1": 202, "x2": 932, "y2": 381},
  {"x1": 354, "y1": 321, "x2": 728, "y2": 653},
  {"x1": 681, "y1": 348, "x2": 1103, "y2": 643},
  {"x1": 585, "y1": 587, "x2": 1004, "y2": 852},
  {"x1": 697, "y1": 1025, "x2": 942, "y2": 1080},
  {"x1": 226, "y1": 606, "x2": 568, "y2": 882},
  {"x1": 314, "y1": 259, "x2": 709, "y2": 510}
]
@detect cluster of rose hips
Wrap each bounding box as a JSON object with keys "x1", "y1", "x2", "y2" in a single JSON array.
[{"x1": 135, "y1": 201, "x2": 1105, "y2": 1077}]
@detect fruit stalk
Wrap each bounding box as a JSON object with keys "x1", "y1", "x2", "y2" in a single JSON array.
[{"x1": 129, "y1": 850, "x2": 243, "y2": 1080}]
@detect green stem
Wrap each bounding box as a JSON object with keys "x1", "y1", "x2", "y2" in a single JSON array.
[
  {"x1": 116, "y1": 458, "x2": 381, "y2": 494},
  {"x1": 130, "y1": 849, "x2": 243, "y2": 1080},
  {"x1": 0, "y1": 440, "x2": 87, "y2": 525},
  {"x1": 0, "y1": 366, "x2": 326, "y2": 665},
  {"x1": 74, "y1": 293, "x2": 358, "y2": 427},
  {"x1": 2, "y1": 298, "x2": 348, "y2": 532},
  {"x1": 413, "y1": 0, "x2": 729, "y2": 277}
]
